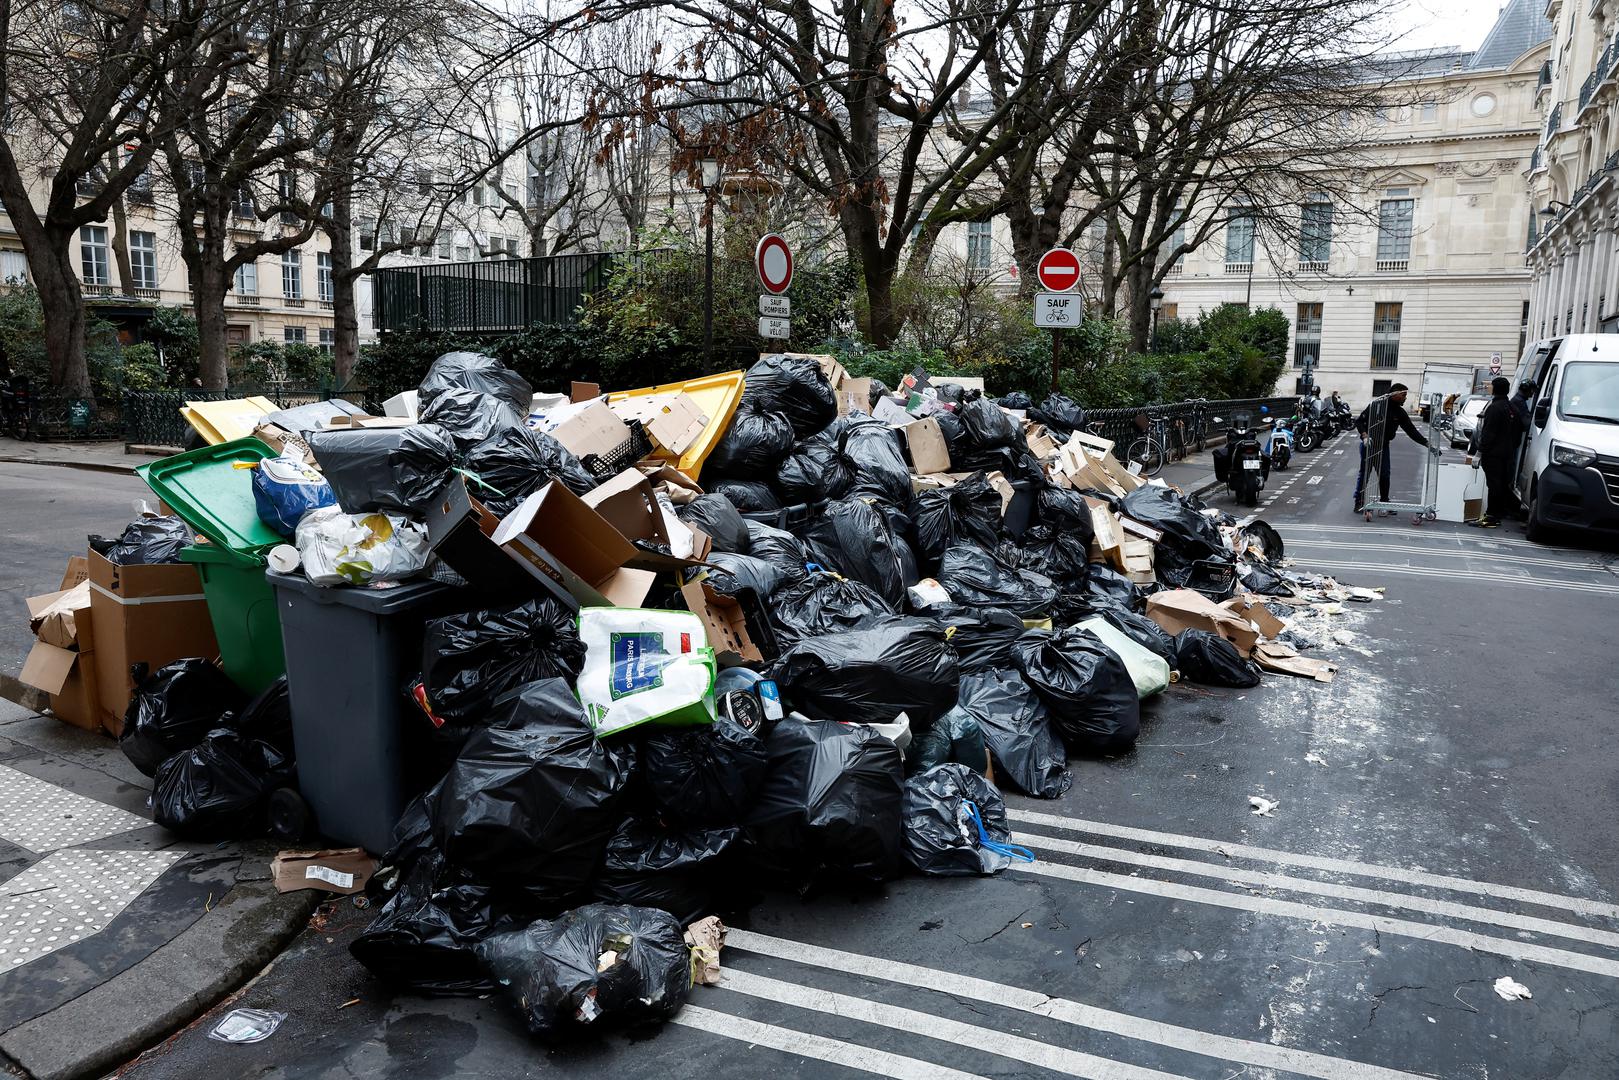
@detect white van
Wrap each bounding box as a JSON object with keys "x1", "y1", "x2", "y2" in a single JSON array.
[{"x1": 1514, "y1": 335, "x2": 1619, "y2": 543}]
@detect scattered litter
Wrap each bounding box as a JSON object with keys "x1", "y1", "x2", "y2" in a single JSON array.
[
  {"x1": 1249, "y1": 796, "x2": 1279, "y2": 816},
  {"x1": 684, "y1": 916, "x2": 726, "y2": 986},
  {"x1": 1304, "y1": 753, "x2": 1328, "y2": 767},
  {"x1": 1493, "y1": 976, "x2": 1532, "y2": 1001},
  {"x1": 1021, "y1": 922, "x2": 1034, "y2": 928},
  {"x1": 209, "y1": 1008, "x2": 287, "y2": 1044},
  {"x1": 339, "y1": 998, "x2": 361, "y2": 1010}
]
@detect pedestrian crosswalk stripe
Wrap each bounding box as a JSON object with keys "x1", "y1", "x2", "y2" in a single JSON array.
[
  {"x1": 1004, "y1": 809, "x2": 1619, "y2": 919},
  {"x1": 727, "y1": 930, "x2": 1427, "y2": 1080},
  {"x1": 1291, "y1": 559, "x2": 1619, "y2": 596},
  {"x1": 1286, "y1": 538, "x2": 1604, "y2": 574},
  {"x1": 672, "y1": 1005, "x2": 992, "y2": 1080},
  {"x1": 1013, "y1": 859, "x2": 1619, "y2": 978},
  {"x1": 718, "y1": 969, "x2": 1189, "y2": 1080},
  {"x1": 1014, "y1": 832, "x2": 1619, "y2": 949},
  {"x1": 1282, "y1": 522, "x2": 1584, "y2": 554}
]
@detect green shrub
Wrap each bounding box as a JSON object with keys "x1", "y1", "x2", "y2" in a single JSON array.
[{"x1": 119, "y1": 343, "x2": 165, "y2": 390}]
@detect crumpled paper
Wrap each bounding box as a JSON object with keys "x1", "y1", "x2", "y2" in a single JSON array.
[
  {"x1": 684, "y1": 916, "x2": 726, "y2": 987},
  {"x1": 294, "y1": 505, "x2": 429, "y2": 586}
]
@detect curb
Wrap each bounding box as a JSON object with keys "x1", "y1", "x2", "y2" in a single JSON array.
[
  {"x1": 0, "y1": 675, "x2": 47, "y2": 715},
  {"x1": 0, "y1": 455, "x2": 140, "y2": 475},
  {"x1": 0, "y1": 881, "x2": 320, "y2": 1080}
]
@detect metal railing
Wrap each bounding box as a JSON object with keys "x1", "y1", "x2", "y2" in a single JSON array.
[
  {"x1": 375, "y1": 250, "x2": 618, "y2": 333},
  {"x1": 1081, "y1": 395, "x2": 1302, "y2": 453},
  {"x1": 1547, "y1": 102, "x2": 1563, "y2": 139},
  {"x1": 1223, "y1": 262, "x2": 1252, "y2": 275},
  {"x1": 121, "y1": 384, "x2": 362, "y2": 449},
  {"x1": 1375, "y1": 259, "x2": 1409, "y2": 272}
]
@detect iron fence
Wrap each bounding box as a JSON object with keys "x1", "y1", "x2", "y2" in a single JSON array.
[
  {"x1": 122, "y1": 384, "x2": 363, "y2": 449},
  {"x1": 1082, "y1": 395, "x2": 1302, "y2": 455},
  {"x1": 2, "y1": 389, "x2": 125, "y2": 441},
  {"x1": 374, "y1": 252, "x2": 619, "y2": 334}
]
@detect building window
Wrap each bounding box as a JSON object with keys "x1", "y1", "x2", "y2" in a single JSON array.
[
  {"x1": 1377, "y1": 198, "x2": 1413, "y2": 267},
  {"x1": 281, "y1": 251, "x2": 303, "y2": 299},
  {"x1": 1519, "y1": 299, "x2": 1530, "y2": 358},
  {"x1": 1162, "y1": 215, "x2": 1185, "y2": 273},
  {"x1": 1420, "y1": 100, "x2": 1438, "y2": 121},
  {"x1": 357, "y1": 218, "x2": 375, "y2": 252},
  {"x1": 283, "y1": 326, "x2": 306, "y2": 344},
  {"x1": 1371, "y1": 302, "x2": 1402, "y2": 368},
  {"x1": 0, "y1": 250, "x2": 28, "y2": 284},
  {"x1": 76, "y1": 165, "x2": 106, "y2": 199},
  {"x1": 966, "y1": 220, "x2": 993, "y2": 270},
  {"x1": 234, "y1": 261, "x2": 257, "y2": 295},
  {"x1": 319, "y1": 328, "x2": 335, "y2": 353},
  {"x1": 79, "y1": 225, "x2": 109, "y2": 285},
  {"x1": 316, "y1": 252, "x2": 333, "y2": 302},
  {"x1": 454, "y1": 244, "x2": 472, "y2": 262},
  {"x1": 436, "y1": 234, "x2": 451, "y2": 260},
  {"x1": 1225, "y1": 212, "x2": 1254, "y2": 267},
  {"x1": 1298, "y1": 199, "x2": 1332, "y2": 267},
  {"x1": 233, "y1": 185, "x2": 255, "y2": 219},
  {"x1": 1372, "y1": 378, "x2": 1394, "y2": 397},
  {"x1": 1294, "y1": 303, "x2": 1323, "y2": 368},
  {"x1": 1159, "y1": 302, "x2": 1178, "y2": 321},
  {"x1": 130, "y1": 231, "x2": 158, "y2": 290}
]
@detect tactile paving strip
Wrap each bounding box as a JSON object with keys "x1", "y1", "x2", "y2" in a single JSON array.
[
  {"x1": 0, "y1": 765, "x2": 151, "y2": 853},
  {"x1": 0, "y1": 849, "x2": 182, "y2": 972}
]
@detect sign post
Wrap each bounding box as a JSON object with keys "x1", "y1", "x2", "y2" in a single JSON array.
[
  {"x1": 1035, "y1": 248, "x2": 1082, "y2": 391},
  {"x1": 756, "y1": 234, "x2": 794, "y2": 342}
]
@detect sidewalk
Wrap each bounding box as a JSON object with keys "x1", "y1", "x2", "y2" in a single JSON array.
[
  {"x1": 1158, "y1": 441, "x2": 1222, "y2": 498},
  {"x1": 0, "y1": 438, "x2": 154, "y2": 474},
  {"x1": 0, "y1": 698, "x2": 319, "y2": 1080}
]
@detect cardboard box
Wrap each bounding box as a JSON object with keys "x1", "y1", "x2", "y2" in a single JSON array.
[
  {"x1": 423, "y1": 477, "x2": 550, "y2": 598},
  {"x1": 382, "y1": 390, "x2": 419, "y2": 420},
  {"x1": 1120, "y1": 538, "x2": 1155, "y2": 584},
  {"x1": 838, "y1": 377, "x2": 874, "y2": 416},
  {"x1": 570, "y1": 381, "x2": 601, "y2": 403},
  {"x1": 1221, "y1": 595, "x2": 1285, "y2": 640},
  {"x1": 270, "y1": 848, "x2": 377, "y2": 894},
  {"x1": 1119, "y1": 516, "x2": 1164, "y2": 543},
  {"x1": 1253, "y1": 641, "x2": 1336, "y2": 683},
  {"x1": 19, "y1": 558, "x2": 103, "y2": 733},
  {"x1": 323, "y1": 413, "x2": 414, "y2": 431},
  {"x1": 546, "y1": 400, "x2": 635, "y2": 461},
  {"x1": 252, "y1": 422, "x2": 317, "y2": 466},
  {"x1": 872, "y1": 396, "x2": 914, "y2": 425},
  {"x1": 491, "y1": 482, "x2": 657, "y2": 608},
  {"x1": 1083, "y1": 496, "x2": 1125, "y2": 568},
  {"x1": 680, "y1": 580, "x2": 764, "y2": 667},
  {"x1": 903, "y1": 417, "x2": 951, "y2": 474},
  {"x1": 1025, "y1": 425, "x2": 1059, "y2": 460},
  {"x1": 609, "y1": 393, "x2": 709, "y2": 456},
  {"x1": 581, "y1": 469, "x2": 712, "y2": 572},
  {"x1": 86, "y1": 550, "x2": 219, "y2": 733},
  {"x1": 1146, "y1": 589, "x2": 1260, "y2": 656}
]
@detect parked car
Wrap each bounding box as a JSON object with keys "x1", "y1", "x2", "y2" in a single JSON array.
[
  {"x1": 1514, "y1": 335, "x2": 1619, "y2": 543},
  {"x1": 1448, "y1": 395, "x2": 1488, "y2": 449}
]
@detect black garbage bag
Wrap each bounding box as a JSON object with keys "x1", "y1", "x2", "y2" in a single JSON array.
[
  {"x1": 120, "y1": 659, "x2": 247, "y2": 777},
  {"x1": 432, "y1": 679, "x2": 636, "y2": 902},
  {"x1": 1120, "y1": 485, "x2": 1225, "y2": 563},
  {"x1": 1094, "y1": 608, "x2": 1178, "y2": 663},
  {"x1": 907, "y1": 704, "x2": 988, "y2": 776},
  {"x1": 418, "y1": 351, "x2": 533, "y2": 415},
  {"x1": 933, "y1": 409, "x2": 967, "y2": 461},
  {"x1": 924, "y1": 605, "x2": 1026, "y2": 675},
  {"x1": 591, "y1": 817, "x2": 742, "y2": 926},
  {"x1": 952, "y1": 669, "x2": 1070, "y2": 798},
  {"x1": 902, "y1": 764, "x2": 1025, "y2": 876},
  {"x1": 677, "y1": 495, "x2": 750, "y2": 554},
  {"x1": 838, "y1": 423, "x2": 913, "y2": 507},
  {"x1": 227, "y1": 675, "x2": 295, "y2": 757},
  {"x1": 1237, "y1": 559, "x2": 1291, "y2": 597},
  {"x1": 741, "y1": 716, "x2": 905, "y2": 886},
  {"x1": 938, "y1": 545, "x2": 1056, "y2": 619},
  {"x1": 308, "y1": 424, "x2": 459, "y2": 515},
  {"x1": 1174, "y1": 629, "x2": 1261, "y2": 687},
  {"x1": 89, "y1": 515, "x2": 193, "y2": 565},
  {"x1": 1028, "y1": 393, "x2": 1087, "y2": 439},
  {"x1": 1034, "y1": 487, "x2": 1097, "y2": 542},
  {"x1": 710, "y1": 478, "x2": 782, "y2": 512},
  {"x1": 998, "y1": 391, "x2": 1034, "y2": 410},
  {"x1": 769, "y1": 570, "x2": 895, "y2": 645},
  {"x1": 771, "y1": 618, "x2": 958, "y2": 729},
  {"x1": 419, "y1": 599, "x2": 586, "y2": 725},
  {"x1": 956, "y1": 396, "x2": 1020, "y2": 450},
  {"x1": 911, "y1": 473, "x2": 1003, "y2": 574},
  {"x1": 745, "y1": 354, "x2": 837, "y2": 438},
  {"x1": 475, "y1": 903, "x2": 690, "y2": 1041},
  {"x1": 1084, "y1": 563, "x2": 1145, "y2": 610},
  {"x1": 1013, "y1": 628, "x2": 1141, "y2": 753},
  {"x1": 419, "y1": 387, "x2": 527, "y2": 449},
  {"x1": 1005, "y1": 525, "x2": 1090, "y2": 587},
  {"x1": 462, "y1": 426, "x2": 597, "y2": 517},
  {"x1": 150, "y1": 728, "x2": 294, "y2": 838},
  {"x1": 643, "y1": 717, "x2": 770, "y2": 827},
  {"x1": 775, "y1": 425, "x2": 849, "y2": 504},
  {"x1": 797, "y1": 498, "x2": 914, "y2": 607},
  {"x1": 707, "y1": 401, "x2": 795, "y2": 478},
  {"x1": 701, "y1": 552, "x2": 798, "y2": 601},
  {"x1": 865, "y1": 378, "x2": 891, "y2": 406},
  {"x1": 745, "y1": 520, "x2": 811, "y2": 577}
]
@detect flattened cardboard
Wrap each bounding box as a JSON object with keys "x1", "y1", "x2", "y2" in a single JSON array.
[
  {"x1": 581, "y1": 469, "x2": 712, "y2": 572},
  {"x1": 912, "y1": 472, "x2": 955, "y2": 493},
  {"x1": 871, "y1": 396, "x2": 914, "y2": 425},
  {"x1": 423, "y1": 476, "x2": 547, "y2": 598},
  {"x1": 609, "y1": 393, "x2": 708, "y2": 456},
  {"x1": 271, "y1": 848, "x2": 377, "y2": 893},
  {"x1": 1146, "y1": 589, "x2": 1259, "y2": 656},
  {"x1": 1253, "y1": 641, "x2": 1336, "y2": 683},
  {"x1": 492, "y1": 482, "x2": 656, "y2": 609},
  {"x1": 1119, "y1": 516, "x2": 1164, "y2": 543},
  {"x1": 322, "y1": 413, "x2": 414, "y2": 431},
  {"x1": 28, "y1": 581, "x2": 90, "y2": 649},
  {"x1": 21, "y1": 641, "x2": 78, "y2": 696},
  {"x1": 903, "y1": 417, "x2": 951, "y2": 474},
  {"x1": 1082, "y1": 496, "x2": 1125, "y2": 568},
  {"x1": 548, "y1": 400, "x2": 633, "y2": 460},
  {"x1": 680, "y1": 580, "x2": 763, "y2": 667},
  {"x1": 86, "y1": 549, "x2": 218, "y2": 733},
  {"x1": 638, "y1": 462, "x2": 704, "y2": 505},
  {"x1": 252, "y1": 423, "x2": 317, "y2": 467}
]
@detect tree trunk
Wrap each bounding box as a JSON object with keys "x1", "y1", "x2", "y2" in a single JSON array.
[
  {"x1": 194, "y1": 260, "x2": 232, "y2": 389},
  {"x1": 28, "y1": 238, "x2": 94, "y2": 399},
  {"x1": 1127, "y1": 262, "x2": 1154, "y2": 354},
  {"x1": 327, "y1": 189, "x2": 362, "y2": 386},
  {"x1": 864, "y1": 262, "x2": 900, "y2": 348},
  {"x1": 111, "y1": 197, "x2": 135, "y2": 296}
]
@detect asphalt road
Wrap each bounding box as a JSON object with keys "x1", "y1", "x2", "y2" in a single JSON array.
[{"x1": 18, "y1": 442, "x2": 1619, "y2": 1080}]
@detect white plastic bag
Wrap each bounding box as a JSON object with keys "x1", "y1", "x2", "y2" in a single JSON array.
[
  {"x1": 294, "y1": 505, "x2": 429, "y2": 586},
  {"x1": 576, "y1": 608, "x2": 716, "y2": 736},
  {"x1": 1077, "y1": 617, "x2": 1171, "y2": 700}
]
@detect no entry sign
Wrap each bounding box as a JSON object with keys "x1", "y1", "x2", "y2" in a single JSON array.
[
  {"x1": 756, "y1": 234, "x2": 794, "y2": 295},
  {"x1": 1036, "y1": 248, "x2": 1081, "y2": 293}
]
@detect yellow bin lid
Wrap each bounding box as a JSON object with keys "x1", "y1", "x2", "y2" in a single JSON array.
[
  {"x1": 180, "y1": 396, "x2": 279, "y2": 445},
  {"x1": 607, "y1": 371, "x2": 745, "y2": 481}
]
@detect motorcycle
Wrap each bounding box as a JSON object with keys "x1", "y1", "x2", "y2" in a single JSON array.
[
  {"x1": 1328, "y1": 399, "x2": 1354, "y2": 434},
  {"x1": 1293, "y1": 408, "x2": 1320, "y2": 453},
  {"x1": 1213, "y1": 413, "x2": 1267, "y2": 507},
  {"x1": 1264, "y1": 417, "x2": 1294, "y2": 470}
]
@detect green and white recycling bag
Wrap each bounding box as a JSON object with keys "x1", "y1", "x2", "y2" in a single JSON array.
[{"x1": 577, "y1": 608, "x2": 717, "y2": 736}]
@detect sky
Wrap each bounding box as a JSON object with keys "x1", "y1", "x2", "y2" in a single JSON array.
[{"x1": 1388, "y1": 0, "x2": 1511, "y2": 52}]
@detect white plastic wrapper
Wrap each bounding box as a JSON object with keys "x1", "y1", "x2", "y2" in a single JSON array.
[
  {"x1": 576, "y1": 608, "x2": 716, "y2": 736},
  {"x1": 294, "y1": 505, "x2": 429, "y2": 587}
]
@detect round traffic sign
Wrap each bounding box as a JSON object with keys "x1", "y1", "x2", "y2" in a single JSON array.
[
  {"x1": 756, "y1": 234, "x2": 794, "y2": 295},
  {"x1": 1036, "y1": 248, "x2": 1081, "y2": 293}
]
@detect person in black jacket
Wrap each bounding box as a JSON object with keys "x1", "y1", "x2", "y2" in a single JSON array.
[
  {"x1": 1353, "y1": 383, "x2": 1430, "y2": 514},
  {"x1": 1473, "y1": 376, "x2": 1522, "y2": 528}
]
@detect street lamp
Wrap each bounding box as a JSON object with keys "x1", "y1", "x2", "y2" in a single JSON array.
[
  {"x1": 700, "y1": 156, "x2": 723, "y2": 366},
  {"x1": 1148, "y1": 286, "x2": 1164, "y2": 348}
]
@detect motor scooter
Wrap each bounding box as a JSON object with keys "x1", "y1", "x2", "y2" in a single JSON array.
[
  {"x1": 1264, "y1": 415, "x2": 1294, "y2": 470},
  {"x1": 1213, "y1": 412, "x2": 1267, "y2": 507}
]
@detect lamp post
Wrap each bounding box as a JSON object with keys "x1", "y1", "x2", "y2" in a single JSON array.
[
  {"x1": 700, "y1": 156, "x2": 723, "y2": 367},
  {"x1": 1148, "y1": 286, "x2": 1164, "y2": 348}
]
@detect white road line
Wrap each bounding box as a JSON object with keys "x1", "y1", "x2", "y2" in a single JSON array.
[
  {"x1": 719, "y1": 970, "x2": 1191, "y2": 1080},
  {"x1": 1287, "y1": 497, "x2": 1300, "y2": 504},
  {"x1": 1307, "y1": 475, "x2": 1323, "y2": 485},
  {"x1": 672, "y1": 1006, "x2": 991, "y2": 1080},
  {"x1": 1004, "y1": 808, "x2": 1619, "y2": 920},
  {"x1": 726, "y1": 931, "x2": 1423, "y2": 1080},
  {"x1": 1292, "y1": 559, "x2": 1619, "y2": 596},
  {"x1": 1282, "y1": 522, "x2": 1587, "y2": 554},
  {"x1": 1334, "y1": 449, "x2": 1345, "y2": 455},
  {"x1": 1015, "y1": 833, "x2": 1619, "y2": 949},
  {"x1": 1014, "y1": 860, "x2": 1619, "y2": 979},
  {"x1": 1285, "y1": 538, "x2": 1609, "y2": 574}
]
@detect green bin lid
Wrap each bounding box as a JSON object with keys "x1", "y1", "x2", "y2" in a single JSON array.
[
  {"x1": 136, "y1": 436, "x2": 282, "y2": 560},
  {"x1": 179, "y1": 542, "x2": 267, "y2": 568}
]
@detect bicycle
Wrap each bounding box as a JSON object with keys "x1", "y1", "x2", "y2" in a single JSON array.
[{"x1": 1124, "y1": 411, "x2": 1168, "y2": 478}]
